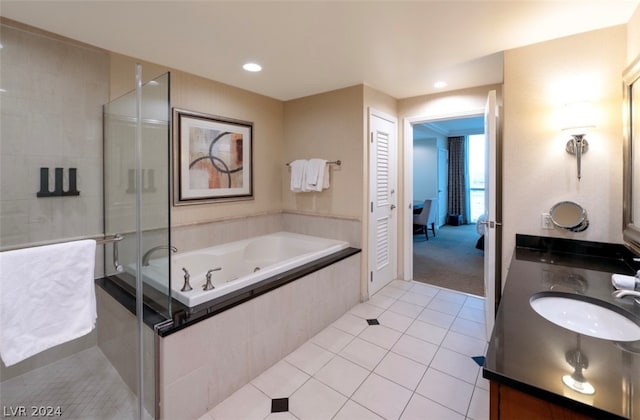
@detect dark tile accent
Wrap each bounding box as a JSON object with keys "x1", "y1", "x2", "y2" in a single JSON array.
[
  {"x1": 271, "y1": 398, "x2": 289, "y2": 413},
  {"x1": 472, "y1": 356, "x2": 485, "y2": 367},
  {"x1": 367, "y1": 319, "x2": 380, "y2": 325}
]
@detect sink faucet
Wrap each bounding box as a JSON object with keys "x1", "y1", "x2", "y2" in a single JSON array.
[
  {"x1": 612, "y1": 289, "x2": 640, "y2": 305},
  {"x1": 142, "y1": 245, "x2": 178, "y2": 266}
]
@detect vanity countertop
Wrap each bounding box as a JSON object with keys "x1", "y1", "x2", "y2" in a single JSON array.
[{"x1": 483, "y1": 234, "x2": 640, "y2": 419}]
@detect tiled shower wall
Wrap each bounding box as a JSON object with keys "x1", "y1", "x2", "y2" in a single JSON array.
[
  {"x1": 0, "y1": 23, "x2": 108, "y2": 258},
  {"x1": 0, "y1": 22, "x2": 109, "y2": 378}
]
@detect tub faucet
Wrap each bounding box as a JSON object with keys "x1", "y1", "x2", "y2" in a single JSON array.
[
  {"x1": 142, "y1": 245, "x2": 177, "y2": 266},
  {"x1": 181, "y1": 268, "x2": 193, "y2": 292},
  {"x1": 612, "y1": 289, "x2": 640, "y2": 305},
  {"x1": 203, "y1": 267, "x2": 222, "y2": 291}
]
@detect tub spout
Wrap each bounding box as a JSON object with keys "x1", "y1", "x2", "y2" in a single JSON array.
[
  {"x1": 203, "y1": 267, "x2": 222, "y2": 291},
  {"x1": 142, "y1": 245, "x2": 177, "y2": 266},
  {"x1": 612, "y1": 289, "x2": 640, "y2": 305}
]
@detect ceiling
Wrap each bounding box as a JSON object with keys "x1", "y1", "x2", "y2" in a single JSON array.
[
  {"x1": 1, "y1": 1, "x2": 638, "y2": 101},
  {"x1": 415, "y1": 116, "x2": 485, "y2": 139}
]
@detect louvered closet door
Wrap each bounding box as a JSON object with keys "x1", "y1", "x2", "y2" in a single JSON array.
[{"x1": 368, "y1": 110, "x2": 397, "y2": 296}]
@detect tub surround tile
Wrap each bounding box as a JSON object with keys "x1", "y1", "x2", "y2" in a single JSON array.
[{"x1": 159, "y1": 253, "x2": 361, "y2": 419}]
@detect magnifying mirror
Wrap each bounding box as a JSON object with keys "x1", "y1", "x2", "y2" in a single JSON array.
[{"x1": 550, "y1": 201, "x2": 589, "y2": 232}]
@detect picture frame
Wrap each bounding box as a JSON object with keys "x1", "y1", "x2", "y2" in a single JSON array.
[{"x1": 173, "y1": 108, "x2": 253, "y2": 204}]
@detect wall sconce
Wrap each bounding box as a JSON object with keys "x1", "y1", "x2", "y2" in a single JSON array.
[{"x1": 562, "y1": 101, "x2": 596, "y2": 180}]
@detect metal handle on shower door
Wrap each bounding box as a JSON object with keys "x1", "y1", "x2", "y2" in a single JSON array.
[{"x1": 111, "y1": 234, "x2": 124, "y2": 272}]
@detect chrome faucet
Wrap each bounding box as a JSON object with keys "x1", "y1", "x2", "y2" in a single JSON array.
[
  {"x1": 612, "y1": 289, "x2": 640, "y2": 305},
  {"x1": 142, "y1": 245, "x2": 177, "y2": 266},
  {"x1": 203, "y1": 267, "x2": 222, "y2": 291},
  {"x1": 181, "y1": 267, "x2": 192, "y2": 292}
]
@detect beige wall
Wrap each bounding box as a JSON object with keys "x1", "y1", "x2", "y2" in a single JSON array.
[
  {"x1": 502, "y1": 25, "x2": 627, "y2": 283},
  {"x1": 110, "y1": 55, "x2": 285, "y2": 228},
  {"x1": 282, "y1": 85, "x2": 364, "y2": 220},
  {"x1": 628, "y1": 5, "x2": 640, "y2": 63}
]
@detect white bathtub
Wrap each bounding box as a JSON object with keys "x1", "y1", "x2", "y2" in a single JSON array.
[{"x1": 136, "y1": 232, "x2": 350, "y2": 308}]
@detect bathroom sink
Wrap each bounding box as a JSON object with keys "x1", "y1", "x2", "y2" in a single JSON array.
[{"x1": 529, "y1": 293, "x2": 640, "y2": 341}]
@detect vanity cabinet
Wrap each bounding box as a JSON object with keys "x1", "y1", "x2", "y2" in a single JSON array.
[
  {"x1": 483, "y1": 235, "x2": 640, "y2": 420},
  {"x1": 489, "y1": 381, "x2": 592, "y2": 420}
]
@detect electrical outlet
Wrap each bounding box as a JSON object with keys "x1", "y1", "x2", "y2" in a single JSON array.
[{"x1": 541, "y1": 213, "x2": 554, "y2": 229}]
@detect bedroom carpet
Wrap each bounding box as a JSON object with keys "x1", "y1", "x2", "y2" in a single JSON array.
[{"x1": 413, "y1": 223, "x2": 485, "y2": 297}]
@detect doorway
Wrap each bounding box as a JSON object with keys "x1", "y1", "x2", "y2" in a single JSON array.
[{"x1": 411, "y1": 117, "x2": 485, "y2": 296}]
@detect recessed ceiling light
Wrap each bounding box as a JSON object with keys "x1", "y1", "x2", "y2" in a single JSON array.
[
  {"x1": 434, "y1": 81, "x2": 447, "y2": 89},
  {"x1": 243, "y1": 63, "x2": 262, "y2": 72}
]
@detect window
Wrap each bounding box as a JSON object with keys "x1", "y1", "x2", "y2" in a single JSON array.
[{"x1": 467, "y1": 134, "x2": 485, "y2": 222}]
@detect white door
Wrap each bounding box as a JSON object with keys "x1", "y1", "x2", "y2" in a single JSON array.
[
  {"x1": 483, "y1": 90, "x2": 498, "y2": 340},
  {"x1": 369, "y1": 110, "x2": 398, "y2": 296},
  {"x1": 437, "y1": 148, "x2": 448, "y2": 227}
]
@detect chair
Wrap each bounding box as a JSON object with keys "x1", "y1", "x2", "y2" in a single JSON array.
[{"x1": 413, "y1": 199, "x2": 437, "y2": 240}]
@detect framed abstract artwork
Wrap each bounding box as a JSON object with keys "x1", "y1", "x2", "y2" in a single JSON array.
[{"x1": 173, "y1": 108, "x2": 253, "y2": 204}]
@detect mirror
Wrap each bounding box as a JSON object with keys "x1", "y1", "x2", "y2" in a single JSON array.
[
  {"x1": 623, "y1": 55, "x2": 640, "y2": 253},
  {"x1": 550, "y1": 201, "x2": 589, "y2": 232}
]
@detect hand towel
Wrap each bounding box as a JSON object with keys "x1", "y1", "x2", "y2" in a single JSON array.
[
  {"x1": 305, "y1": 159, "x2": 327, "y2": 192},
  {"x1": 0, "y1": 239, "x2": 97, "y2": 367},
  {"x1": 289, "y1": 159, "x2": 308, "y2": 192},
  {"x1": 611, "y1": 273, "x2": 639, "y2": 290},
  {"x1": 322, "y1": 162, "x2": 330, "y2": 190}
]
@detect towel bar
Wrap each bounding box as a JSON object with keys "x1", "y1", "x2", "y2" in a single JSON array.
[
  {"x1": 1, "y1": 234, "x2": 123, "y2": 252},
  {"x1": 286, "y1": 159, "x2": 341, "y2": 166}
]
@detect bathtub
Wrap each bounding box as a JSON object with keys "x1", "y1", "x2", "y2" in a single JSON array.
[{"x1": 134, "y1": 232, "x2": 350, "y2": 308}]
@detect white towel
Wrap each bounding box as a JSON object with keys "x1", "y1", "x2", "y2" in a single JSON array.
[
  {"x1": 612, "y1": 273, "x2": 639, "y2": 290},
  {"x1": 289, "y1": 159, "x2": 308, "y2": 192},
  {"x1": 305, "y1": 159, "x2": 327, "y2": 192},
  {"x1": 0, "y1": 239, "x2": 97, "y2": 366}
]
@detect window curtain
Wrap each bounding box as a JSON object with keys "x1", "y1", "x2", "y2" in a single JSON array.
[{"x1": 447, "y1": 136, "x2": 467, "y2": 224}]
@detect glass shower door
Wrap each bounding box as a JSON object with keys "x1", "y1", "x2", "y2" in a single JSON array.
[{"x1": 103, "y1": 70, "x2": 171, "y2": 419}]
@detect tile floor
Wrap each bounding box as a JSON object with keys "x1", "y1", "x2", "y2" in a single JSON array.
[
  {"x1": 203, "y1": 280, "x2": 489, "y2": 420},
  {"x1": 0, "y1": 347, "x2": 150, "y2": 420}
]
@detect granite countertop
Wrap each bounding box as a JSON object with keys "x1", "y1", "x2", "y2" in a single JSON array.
[{"x1": 483, "y1": 235, "x2": 640, "y2": 419}]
